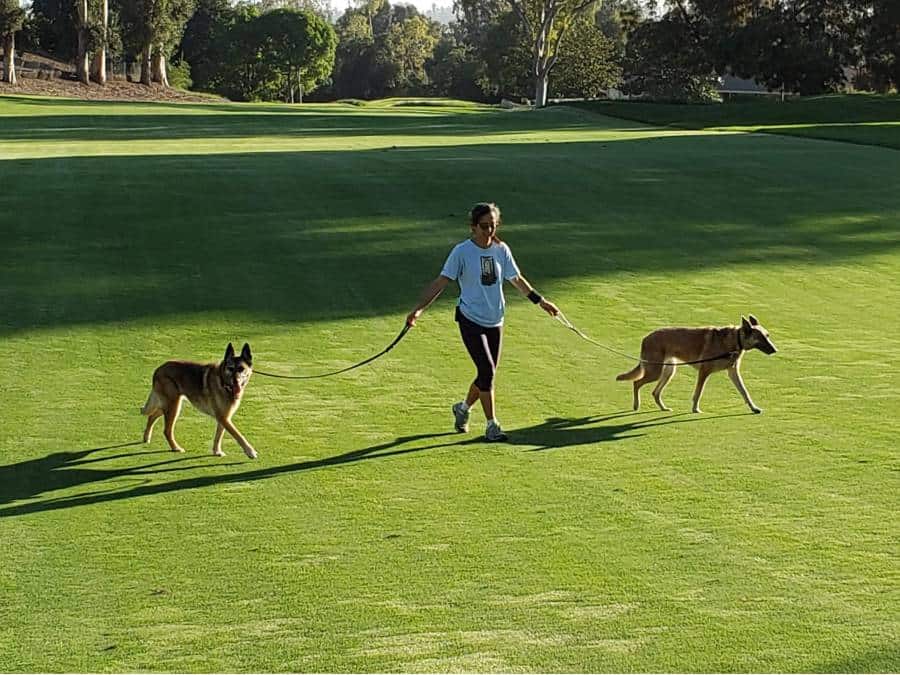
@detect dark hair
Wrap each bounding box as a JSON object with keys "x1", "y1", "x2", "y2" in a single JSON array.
[{"x1": 469, "y1": 202, "x2": 503, "y2": 243}]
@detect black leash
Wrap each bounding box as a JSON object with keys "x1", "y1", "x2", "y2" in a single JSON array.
[
  {"x1": 254, "y1": 324, "x2": 411, "y2": 380},
  {"x1": 555, "y1": 312, "x2": 739, "y2": 366}
]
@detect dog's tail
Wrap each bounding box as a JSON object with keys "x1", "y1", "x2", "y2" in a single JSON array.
[
  {"x1": 616, "y1": 363, "x2": 644, "y2": 381},
  {"x1": 140, "y1": 389, "x2": 161, "y2": 416}
]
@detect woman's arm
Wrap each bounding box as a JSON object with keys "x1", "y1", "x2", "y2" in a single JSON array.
[
  {"x1": 510, "y1": 275, "x2": 560, "y2": 317},
  {"x1": 406, "y1": 275, "x2": 452, "y2": 326}
]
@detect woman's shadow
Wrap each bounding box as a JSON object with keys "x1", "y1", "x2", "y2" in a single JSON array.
[{"x1": 506, "y1": 409, "x2": 752, "y2": 451}]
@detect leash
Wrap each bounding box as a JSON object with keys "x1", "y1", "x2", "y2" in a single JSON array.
[
  {"x1": 254, "y1": 324, "x2": 411, "y2": 380},
  {"x1": 554, "y1": 311, "x2": 739, "y2": 366}
]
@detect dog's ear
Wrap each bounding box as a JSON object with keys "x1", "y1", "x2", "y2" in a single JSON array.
[
  {"x1": 741, "y1": 315, "x2": 752, "y2": 332},
  {"x1": 748, "y1": 314, "x2": 759, "y2": 326},
  {"x1": 224, "y1": 342, "x2": 235, "y2": 362},
  {"x1": 241, "y1": 342, "x2": 252, "y2": 365}
]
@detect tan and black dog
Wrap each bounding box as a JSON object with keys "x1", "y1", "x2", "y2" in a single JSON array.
[
  {"x1": 616, "y1": 315, "x2": 777, "y2": 414},
  {"x1": 141, "y1": 343, "x2": 258, "y2": 458}
]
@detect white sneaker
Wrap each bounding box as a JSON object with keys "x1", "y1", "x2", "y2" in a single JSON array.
[
  {"x1": 485, "y1": 420, "x2": 508, "y2": 442},
  {"x1": 452, "y1": 402, "x2": 470, "y2": 433}
]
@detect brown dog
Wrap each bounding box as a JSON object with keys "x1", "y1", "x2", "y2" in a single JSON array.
[
  {"x1": 141, "y1": 343, "x2": 258, "y2": 458},
  {"x1": 616, "y1": 315, "x2": 777, "y2": 414}
]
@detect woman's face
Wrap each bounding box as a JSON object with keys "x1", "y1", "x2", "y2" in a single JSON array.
[{"x1": 471, "y1": 211, "x2": 498, "y2": 246}]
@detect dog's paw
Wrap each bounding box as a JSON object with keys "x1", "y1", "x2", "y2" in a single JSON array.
[
  {"x1": 212, "y1": 449, "x2": 226, "y2": 457},
  {"x1": 244, "y1": 448, "x2": 258, "y2": 460},
  {"x1": 751, "y1": 407, "x2": 763, "y2": 414},
  {"x1": 170, "y1": 446, "x2": 186, "y2": 453},
  {"x1": 692, "y1": 408, "x2": 703, "y2": 414}
]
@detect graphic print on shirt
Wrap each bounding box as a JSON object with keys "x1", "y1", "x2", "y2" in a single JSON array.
[{"x1": 480, "y1": 256, "x2": 497, "y2": 286}]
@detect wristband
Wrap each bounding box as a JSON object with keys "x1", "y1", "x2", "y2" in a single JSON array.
[{"x1": 527, "y1": 290, "x2": 542, "y2": 305}]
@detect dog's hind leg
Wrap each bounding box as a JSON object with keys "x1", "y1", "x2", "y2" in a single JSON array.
[
  {"x1": 691, "y1": 367, "x2": 713, "y2": 413},
  {"x1": 163, "y1": 397, "x2": 186, "y2": 452},
  {"x1": 143, "y1": 410, "x2": 162, "y2": 443},
  {"x1": 631, "y1": 364, "x2": 661, "y2": 411},
  {"x1": 652, "y1": 363, "x2": 677, "y2": 411},
  {"x1": 728, "y1": 365, "x2": 762, "y2": 414}
]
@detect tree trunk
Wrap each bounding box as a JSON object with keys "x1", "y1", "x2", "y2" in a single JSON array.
[
  {"x1": 534, "y1": 70, "x2": 549, "y2": 108},
  {"x1": 75, "y1": 0, "x2": 90, "y2": 84},
  {"x1": 91, "y1": 50, "x2": 106, "y2": 85},
  {"x1": 140, "y1": 45, "x2": 151, "y2": 85},
  {"x1": 151, "y1": 49, "x2": 168, "y2": 87},
  {"x1": 90, "y1": 0, "x2": 108, "y2": 84},
  {"x1": 2, "y1": 33, "x2": 16, "y2": 84}
]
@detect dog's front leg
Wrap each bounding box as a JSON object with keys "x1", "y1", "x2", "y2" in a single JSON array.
[
  {"x1": 211, "y1": 423, "x2": 226, "y2": 456},
  {"x1": 219, "y1": 416, "x2": 258, "y2": 459},
  {"x1": 727, "y1": 365, "x2": 762, "y2": 414}
]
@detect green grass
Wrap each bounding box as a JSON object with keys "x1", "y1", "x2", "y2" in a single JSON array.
[
  {"x1": 1, "y1": 94, "x2": 898, "y2": 672},
  {"x1": 573, "y1": 93, "x2": 900, "y2": 149}
]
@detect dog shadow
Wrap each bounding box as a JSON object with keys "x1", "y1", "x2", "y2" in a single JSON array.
[
  {"x1": 0, "y1": 411, "x2": 750, "y2": 517},
  {"x1": 0, "y1": 432, "x2": 466, "y2": 518},
  {"x1": 0, "y1": 441, "x2": 243, "y2": 508}
]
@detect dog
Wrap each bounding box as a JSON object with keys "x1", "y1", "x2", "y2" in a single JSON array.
[
  {"x1": 141, "y1": 343, "x2": 258, "y2": 458},
  {"x1": 616, "y1": 315, "x2": 777, "y2": 414}
]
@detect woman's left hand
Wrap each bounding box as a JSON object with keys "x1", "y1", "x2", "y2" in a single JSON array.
[{"x1": 539, "y1": 299, "x2": 560, "y2": 317}]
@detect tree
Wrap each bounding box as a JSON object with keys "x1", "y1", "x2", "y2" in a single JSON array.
[
  {"x1": 426, "y1": 33, "x2": 484, "y2": 100},
  {"x1": 328, "y1": 0, "x2": 441, "y2": 99},
  {"x1": 254, "y1": 8, "x2": 336, "y2": 102},
  {"x1": 729, "y1": 1, "x2": 849, "y2": 95},
  {"x1": 120, "y1": 0, "x2": 194, "y2": 86},
  {"x1": 91, "y1": 0, "x2": 109, "y2": 83},
  {"x1": 623, "y1": 14, "x2": 720, "y2": 102},
  {"x1": 331, "y1": 10, "x2": 380, "y2": 97},
  {"x1": 481, "y1": 9, "x2": 531, "y2": 99},
  {"x1": 507, "y1": 0, "x2": 599, "y2": 107},
  {"x1": 379, "y1": 13, "x2": 439, "y2": 93},
  {"x1": 549, "y1": 13, "x2": 621, "y2": 98},
  {"x1": 75, "y1": 0, "x2": 90, "y2": 82},
  {"x1": 213, "y1": 6, "x2": 335, "y2": 101},
  {"x1": 26, "y1": 0, "x2": 78, "y2": 60},
  {"x1": 0, "y1": 0, "x2": 25, "y2": 84},
  {"x1": 176, "y1": 0, "x2": 233, "y2": 91},
  {"x1": 862, "y1": 0, "x2": 900, "y2": 91},
  {"x1": 256, "y1": 0, "x2": 333, "y2": 18}
]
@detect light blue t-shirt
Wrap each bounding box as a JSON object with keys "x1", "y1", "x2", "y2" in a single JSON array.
[{"x1": 440, "y1": 239, "x2": 521, "y2": 327}]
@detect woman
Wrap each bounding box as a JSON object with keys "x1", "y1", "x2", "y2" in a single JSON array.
[{"x1": 406, "y1": 202, "x2": 560, "y2": 442}]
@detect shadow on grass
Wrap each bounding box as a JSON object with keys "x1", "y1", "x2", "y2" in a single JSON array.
[
  {"x1": 2, "y1": 133, "x2": 899, "y2": 337},
  {"x1": 0, "y1": 432, "x2": 463, "y2": 518},
  {"x1": 0, "y1": 104, "x2": 565, "y2": 143},
  {"x1": 0, "y1": 441, "x2": 244, "y2": 507},
  {"x1": 572, "y1": 98, "x2": 900, "y2": 151},
  {"x1": 508, "y1": 410, "x2": 752, "y2": 450},
  {"x1": 813, "y1": 643, "x2": 900, "y2": 673},
  {"x1": 0, "y1": 411, "x2": 742, "y2": 518}
]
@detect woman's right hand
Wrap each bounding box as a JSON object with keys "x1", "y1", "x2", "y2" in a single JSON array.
[{"x1": 406, "y1": 308, "x2": 423, "y2": 327}]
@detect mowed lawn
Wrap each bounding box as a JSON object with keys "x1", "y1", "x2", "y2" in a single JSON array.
[{"x1": 0, "y1": 95, "x2": 898, "y2": 673}]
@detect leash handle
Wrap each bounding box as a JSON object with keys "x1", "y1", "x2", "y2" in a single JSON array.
[
  {"x1": 255, "y1": 324, "x2": 412, "y2": 380},
  {"x1": 554, "y1": 311, "x2": 738, "y2": 366}
]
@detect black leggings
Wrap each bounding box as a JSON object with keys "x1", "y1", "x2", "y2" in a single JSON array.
[{"x1": 456, "y1": 307, "x2": 503, "y2": 391}]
